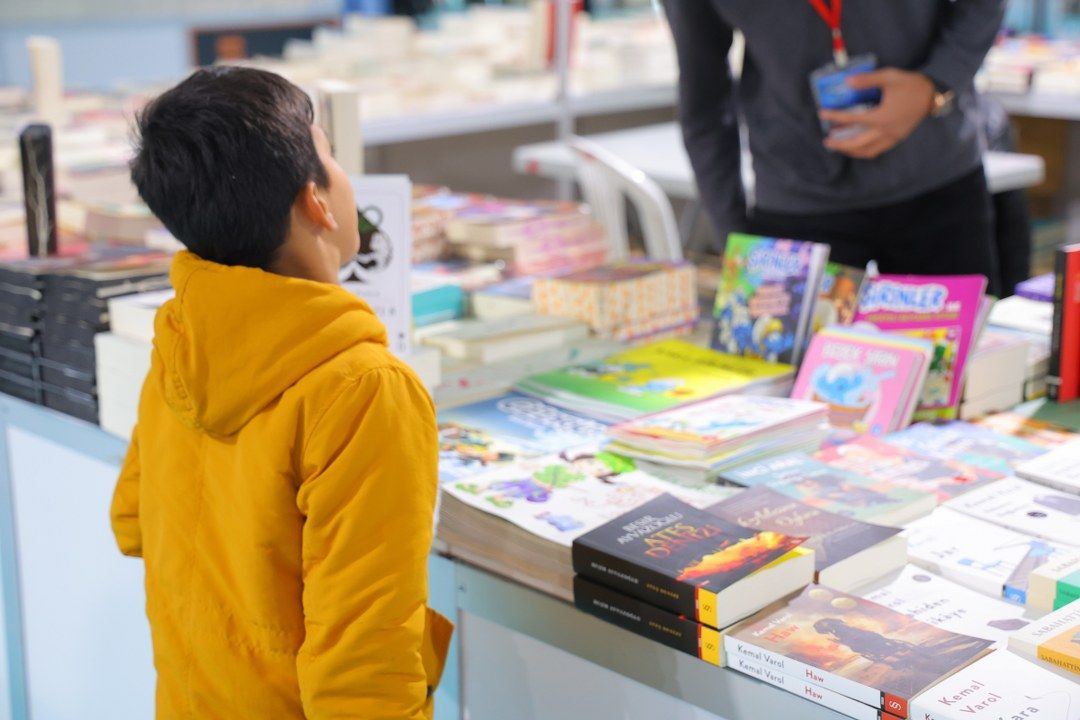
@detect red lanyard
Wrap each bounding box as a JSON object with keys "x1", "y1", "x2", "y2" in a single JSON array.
[{"x1": 807, "y1": 0, "x2": 849, "y2": 66}]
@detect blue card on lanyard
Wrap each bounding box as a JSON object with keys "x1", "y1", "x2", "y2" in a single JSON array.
[{"x1": 810, "y1": 53, "x2": 882, "y2": 140}]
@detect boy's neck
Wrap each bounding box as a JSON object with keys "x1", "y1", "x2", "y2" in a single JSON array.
[{"x1": 271, "y1": 234, "x2": 343, "y2": 285}]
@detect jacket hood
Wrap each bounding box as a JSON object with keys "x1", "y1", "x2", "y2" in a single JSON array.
[{"x1": 153, "y1": 251, "x2": 387, "y2": 436}]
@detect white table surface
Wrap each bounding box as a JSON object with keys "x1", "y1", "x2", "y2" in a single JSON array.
[
  {"x1": 513, "y1": 122, "x2": 1046, "y2": 197},
  {"x1": 989, "y1": 90, "x2": 1080, "y2": 123}
]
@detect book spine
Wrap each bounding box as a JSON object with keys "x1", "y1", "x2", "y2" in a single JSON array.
[
  {"x1": 1048, "y1": 247, "x2": 1067, "y2": 401},
  {"x1": 573, "y1": 576, "x2": 723, "y2": 666},
  {"x1": 571, "y1": 539, "x2": 713, "y2": 625},
  {"x1": 723, "y1": 635, "x2": 902, "y2": 716},
  {"x1": 726, "y1": 651, "x2": 901, "y2": 720},
  {"x1": 1060, "y1": 248, "x2": 1080, "y2": 402}
]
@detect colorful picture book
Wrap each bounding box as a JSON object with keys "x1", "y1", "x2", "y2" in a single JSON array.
[
  {"x1": 975, "y1": 411, "x2": 1078, "y2": 448},
  {"x1": 572, "y1": 494, "x2": 814, "y2": 629},
  {"x1": 854, "y1": 274, "x2": 988, "y2": 420},
  {"x1": 515, "y1": 339, "x2": 794, "y2": 422},
  {"x1": 1015, "y1": 439, "x2": 1080, "y2": 495},
  {"x1": 884, "y1": 421, "x2": 1046, "y2": 476},
  {"x1": 909, "y1": 649, "x2": 1080, "y2": 720},
  {"x1": 437, "y1": 392, "x2": 610, "y2": 481},
  {"x1": 725, "y1": 584, "x2": 993, "y2": 719},
  {"x1": 859, "y1": 565, "x2": 1031, "y2": 645},
  {"x1": 707, "y1": 486, "x2": 905, "y2": 591},
  {"x1": 1029, "y1": 553, "x2": 1080, "y2": 612},
  {"x1": 721, "y1": 452, "x2": 936, "y2": 527},
  {"x1": 812, "y1": 261, "x2": 867, "y2": 334},
  {"x1": 815, "y1": 435, "x2": 1000, "y2": 502},
  {"x1": 1008, "y1": 600, "x2": 1080, "y2": 679},
  {"x1": 711, "y1": 233, "x2": 829, "y2": 365},
  {"x1": 792, "y1": 327, "x2": 932, "y2": 436},
  {"x1": 943, "y1": 477, "x2": 1080, "y2": 547},
  {"x1": 903, "y1": 507, "x2": 1070, "y2": 606}
]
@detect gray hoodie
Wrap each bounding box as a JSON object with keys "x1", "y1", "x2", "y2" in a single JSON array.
[{"x1": 664, "y1": 0, "x2": 1005, "y2": 234}]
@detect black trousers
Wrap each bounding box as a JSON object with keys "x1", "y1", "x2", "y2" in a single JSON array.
[{"x1": 745, "y1": 167, "x2": 1001, "y2": 297}]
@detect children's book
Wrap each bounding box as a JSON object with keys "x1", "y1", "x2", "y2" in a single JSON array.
[
  {"x1": 711, "y1": 233, "x2": 829, "y2": 365},
  {"x1": 903, "y1": 507, "x2": 1071, "y2": 606},
  {"x1": 811, "y1": 261, "x2": 866, "y2": 334},
  {"x1": 815, "y1": 435, "x2": 1000, "y2": 502},
  {"x1": 792, "y1": 327, "x2": 932, "y2": 436},
  {"x1": 975, "y1": 411, "x2": 1078, "y2": 448},
  {"x1": 854, "y1": 274, "x2": 988, "y2": 420},
  {"x1": 884, "y1": 421, "x2": 1046, "y2": 476},
  {"x1": 944, "y1": 477, "x2": 1080, "y2": 547}
]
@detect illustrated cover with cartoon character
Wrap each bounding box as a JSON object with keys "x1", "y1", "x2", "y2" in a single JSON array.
[{"x1": 711, "y1": 233, "x2": 829, "y2": 365}]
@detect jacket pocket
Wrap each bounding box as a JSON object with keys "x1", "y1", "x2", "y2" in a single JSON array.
[{"x1": 422, "y1": 606, "x2": 454, "y2": 693}]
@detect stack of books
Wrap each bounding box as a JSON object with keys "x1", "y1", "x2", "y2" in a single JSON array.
[
  {"x1": 724, "y1": 584, "x2": 992, "y2": 720},
  {"x1": 603, "y1": 395, "x2": 828, "y2": 484},
  {"x1": 1014, "y1": 438, "x2": 1080, "y2": 494},
  {"x1": 959, "y1": 329, "x2": 1032, "y2": 419},
  {"x1": 515, "y1": 339, "x2": 794, "y2": 422},
  {"x1": 1008, "y1": 600, "x2": 1080, "y2": 680},
  {"x1": 987, "y1": 293, "x2": 1053, "y2": 400},
  {"x1": 421, "y1": 314, "x2": 589, "y2": 365},
  {"x1": 792, "y1": 327, "x2": 932, "y2": 436},
  {"x1": 445, "y1": 199, "x2": 608, "y2": 277},
  {"x1": 409, "y1": 185, "x2": 457, "y2": 264},
  {"x1": 711, "y1": 233, "x2": 830, "y2": 366},
  {"x1": 532, "y1": 261, "x2": 698, "y2": 341},
  {"x1": 572, "y1": 494, "x2": 815, "y2": 667},
  {"x1": 854, "y1": 273, "x2": 988, "y2": 421},
  {"x1": 471, "y1": 276, "x2": 534, "y2": 320},
  {"x1": 1027, "y1": 553, "x2": 1080, "y2": 613}
]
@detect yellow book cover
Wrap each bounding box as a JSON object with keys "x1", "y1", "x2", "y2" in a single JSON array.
[{"x1": 1038, "y1": 623, "x2": 1080, "y2": 677}]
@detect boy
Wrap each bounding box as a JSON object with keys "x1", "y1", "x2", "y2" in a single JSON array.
[{"x1": 110, "y1": 66, "x2": 451, "y2": 719}]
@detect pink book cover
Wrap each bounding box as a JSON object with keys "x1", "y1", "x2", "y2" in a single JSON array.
[
  {"x1": 793, "y1": 332, "x2": 925, "y2": 436},
  {"x1": 854, "y1": 274, "x2": 987, "y2": 420}
]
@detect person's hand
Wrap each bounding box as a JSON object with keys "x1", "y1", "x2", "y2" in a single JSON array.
[{"x1": 819, "y1": 69, "x2": 936, "y2": 160}]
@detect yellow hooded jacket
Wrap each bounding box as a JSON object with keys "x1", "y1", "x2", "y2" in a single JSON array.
[{"x1": 110, "y1": 251, "x2": 451, "y2": 719}]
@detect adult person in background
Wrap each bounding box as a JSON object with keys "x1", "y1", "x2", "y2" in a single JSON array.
[{"x1": 665, "y1": 1, "x2": 1006, "y2": 296}]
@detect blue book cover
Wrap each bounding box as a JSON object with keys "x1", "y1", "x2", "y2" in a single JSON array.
[
  {"x1": 438, "y1": 392, "x2": 610, "y2": 481},
  {"x1": 885, "y1": 422, "x2": 1046, "y2": 476}
]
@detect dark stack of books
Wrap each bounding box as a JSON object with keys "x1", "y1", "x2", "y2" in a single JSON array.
[{"x1": 0, "y1": 248, "x2": 171, "y2": 422}]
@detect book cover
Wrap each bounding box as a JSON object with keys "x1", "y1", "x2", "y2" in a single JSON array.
[
  {"x1": 945, "y1": 477, "x2": 1080, "y2": 548},
  {"x1": 572, "y1": 493, "x2": 806, "y2": 626},
  {"x1": 711, "y1": 233, "x2": 828, "y2": 365},
  {"x1": 1016, "y1": 439, "x2": 1080, "y2": 495},
  {"x1": 815, "y1": 436, "x2": 1000, "y2": 502},
  {"x1": 855, "y1": 274, "x2": 988, "y2": 420},
  {"x1": 910, "y1": 650, "x2": 1080, "y2": 720},
  {"x1": 812, "y1": 261, "x2": 866, "y2": 334},
  {"x1": 443, "y1": 456, "x2": 718, "y2": 547},
  {"x1": 903, "y1": 507, "x2": 1070, "y2": 606},
  {"x1": 1030, "y1": 554, "x2": 1080, "y2": 610},
  {"x1": 437, "y1": 392, "x2": 610, "y2": 481},
  {"x1": 975, "y1": 411, "x2": 1078, "y2": 448},
  {"x1": 884, "y1": 422, "x2": 1045, "y2": 476},
  {"x1": 1008, "y1": 600, "x2": 1080, "y2": 678},
  {"x1": 1016, "y1": 273, "x2": 1055, "y2": 303},
  {"x1": 726, "y1": 584, "x2": 993, "y2": 718},
  {"x1": 860, "y1": 565, "x2": 1031, "y2": 644},
  {"x1": 1048, "y1": 243, "x2": 1080, "y2": 402},
  {"x1": 793, "y1": 328, "x2": 931, "y2": 436},
  {"x1": 721, "y1": 452, "x2": 934, "y2": 526},
  {"x1": 707, "y1": 486, "x2": 901, "y2": 581}
]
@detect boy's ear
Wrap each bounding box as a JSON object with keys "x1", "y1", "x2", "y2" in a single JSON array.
[{"x1": 297, "y1": 181, "x2": 339, "y2": 232}]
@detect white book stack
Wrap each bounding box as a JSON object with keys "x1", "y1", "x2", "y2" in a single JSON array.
[
  {"x1": 1015, "y1": 440, "x2": 1080, "y2": 495},
  {"x1": 959, "y1": 330, "x2": 1030, "y2": 420},
  {"x1": 987, "y1": 295, "x2": 1053, "y2": 400},
  {"x1": 420, "y1": 314, "x2": 589, "y2": 365}
]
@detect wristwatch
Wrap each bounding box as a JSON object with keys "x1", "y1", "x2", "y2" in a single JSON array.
[{"x1": 930, "y1": 81, "x2": 956, "y2": 118}]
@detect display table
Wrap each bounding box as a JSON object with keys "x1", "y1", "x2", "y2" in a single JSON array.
[
  {"x1": 0, "y1": 394, "x2": 857, "y2": 720},
  {"x1": 512, "y1": 122, "x2": 1047, "y2": 197}
]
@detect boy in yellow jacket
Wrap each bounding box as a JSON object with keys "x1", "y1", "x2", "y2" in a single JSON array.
[{"x1": 110, "y1": 66, "x2": 451, "y2": 719}]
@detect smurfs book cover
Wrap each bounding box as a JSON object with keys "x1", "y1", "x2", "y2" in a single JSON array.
[{"x1": 711, "y1": 234, "x2": 829, "y2": 365}]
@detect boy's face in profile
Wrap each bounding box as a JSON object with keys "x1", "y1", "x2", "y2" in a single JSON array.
[{"x1": 310, "y1": 124, "x2": 361, "y2": 267}]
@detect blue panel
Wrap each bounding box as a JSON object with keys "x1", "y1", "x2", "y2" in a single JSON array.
[{"x1": 427, "y1": 553, "x2": 460, "y2": 720}]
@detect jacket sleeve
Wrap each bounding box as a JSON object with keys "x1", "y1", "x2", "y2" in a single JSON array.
[
  {"x1": 919, "y1": 0, "x2": 1005, "y2": 92},
  {"x1": 296, "y1": 365, "x2": 439, "y2": 720},
  {"x1": 663, "y1": 0, "x2": 744, "y2": 245},
  {"x1": 110, "y1": 426, "x2": 143, "y2": 557}
]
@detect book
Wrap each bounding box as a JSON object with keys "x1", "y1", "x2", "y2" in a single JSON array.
[
  {"x1": 811, "y1": 261, "x2": 866, "y2": 334},
  {"x1": 106, "y1": 289, "x2": 173, "y2": 344},
  {"x1": 572, "y1": 493, "x2": 814, "y2": 629},
  {"x1": 858, "y1": 565, "x2": 1032, "y2": 645},
  {"x1": 909, "y1": 649, "x2": 1080, "y2": 720},
  {"x1": 411, "y1": 275, "x2": 466, "y2": 328},
  {"x1": 437, "y1": 392, "x2": 609, "y2": 481},
  {"x1": 604, "y1": 395, "x2": 827, "y2": 474},
  {"x1": 903, "y1": 507, "x2": 1071, "y2": 606},
  {"x1": 854, "y1": 274, "x2": 988, "y2": 420},
  {"x1": 725, "y1": 584, "x2": 993, "y2": 718},
  {"x1": 962, "y1": 329, "x2": 1030, "y2": 402},
  {"x1": 572, "y1": 575, "x2": 725, "y2": 667},
  {"x1": 708, "y1": 486, "x2": 905, "y2": 591},
  {"x1": 1009, "y1": 599, "x2": 1080, "y2": 679},
  {"x1": 1016, "y1": 273, "x2": 1055, "y2": 303},
  {"x1": 1015, "y1": 439, "x2": 1080, "y2": 495},
  {"x1": 975, "y1": 411, "x2": 1078, "y2": 449},
  {"x1": 442, "y1": 456, "x2": 719, "y2": 547},
  {"x1": 412, "y1": 260, "x2": 503, "y2": 292},
  {"x1": 1049, "y1": 244, "x2": 1080, "y2": 403},
  {"x1": 792, "y1": 327, "x2": 932, "y2": 436},
  {"x1": 989, "y1": 294, "x2": 1054, "y2": 336},
  {"x1": 471, "y1": 276, "x2": 534, "y2": 320},
  {"x1": 1028, "y1": 553, "x2": 1080, "y2": 612},
  {"x1": 884, "y1": 422, "x2": 1046, "y2": 476},
  {"x1": 515, "y1": 339, "x2": 794, "y2": 423},
  {"x1": 943, "y1": 477, "x2": 1080, "y2": 548},
  {"x1": 711, "y1": 233, "x2": 829, "y2": 365},
  {"x1": 453, "y1": 222, "x2": 608, "y2": 277},
  {"x1": 444, "y1": 198, "x2": 594, "y2": 248},
  {"x1": 532, "y1": 261, "x2": 697, "y2": 341},
  {"x1": 421, "y1": 314, "x2": 589, "y2": 364},
  {"x1": 721, "y1": 452, "x2": 936, "y2": 527}
]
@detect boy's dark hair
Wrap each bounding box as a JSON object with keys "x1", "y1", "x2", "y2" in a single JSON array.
[{"x1": 130, "y1": 66, "x2": 329, "y2": 269}]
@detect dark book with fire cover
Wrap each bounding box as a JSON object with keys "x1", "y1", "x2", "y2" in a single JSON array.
[{"x1": 571, "y1": 494, "x2": 814, "y2": 630}]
